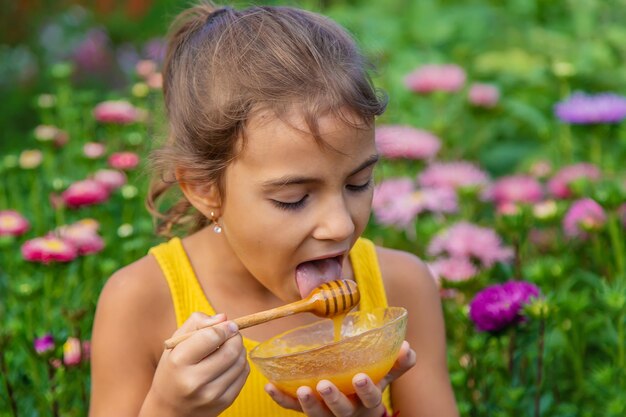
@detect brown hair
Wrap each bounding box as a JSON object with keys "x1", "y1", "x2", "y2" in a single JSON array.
[{"x1": 147, "y1": 1, "x2": 387, "y2": 237}]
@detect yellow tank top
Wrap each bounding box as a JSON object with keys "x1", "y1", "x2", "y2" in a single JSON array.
[{"x1": 149, "y1": 237, "x2": 393, "y2": 416}]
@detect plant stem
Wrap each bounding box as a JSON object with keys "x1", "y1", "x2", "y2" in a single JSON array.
[
  {"x1": 0, "y1": 349, "x2": 19, "y2": 417},
  {"x1": 508, "y1": 328, "x2": 517, "y2": 376},
  {"x1": 618, "y1": 312, "x2": 625, "y2": 369},
  {"x1": 607, "y1": 212, "x2": 625, "y2": 278},
  {"x1": 47, "y1": 362, "x2": 59, "y2": 417},
  {"x1": 534, "y1": 316, "x2": 546, "y2": 417}
]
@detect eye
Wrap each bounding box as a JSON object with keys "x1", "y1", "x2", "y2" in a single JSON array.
[
  {"x1": 271, "y1": 195, "x2": 309, "y2": 211},
  {"x1": 346, "y1": 178, "x2": 373, "y2": 192}
]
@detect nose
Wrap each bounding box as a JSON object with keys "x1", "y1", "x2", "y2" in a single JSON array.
[{"x1": 312, "y1": 196, "x2": 356, "y2": 242}]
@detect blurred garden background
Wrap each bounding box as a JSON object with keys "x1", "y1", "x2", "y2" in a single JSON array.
[{"x1": 1, "y1": 0, "x2": 626, "y2": 416}]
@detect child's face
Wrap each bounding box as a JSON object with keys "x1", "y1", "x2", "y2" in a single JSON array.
[{"x1": 220, "y1": 109, "x2": 377, "y2": 302}]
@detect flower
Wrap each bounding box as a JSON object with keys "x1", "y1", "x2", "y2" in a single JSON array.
[
  {"x1": 485, "y1": 175, "x2": 543, "y2": 206},
  {"x1": 468, "y1": 83, "x2": 500, "y2": 108},
  {"x1": 83, "y1": 142, "x2": 106, "y2": 159},
  {"x1": 147, "y1": 72, "x2": 163, "y2": 90},
  {"x1": 135, "y1": 59, "x2": 157, "y2": 79},
  {"x1": 21, "y1": 235, "x2": 78, "y2": 263},
  {"x1": 63, "y1": 337, "x2": 82, "y2": 366},
  {"x1": 93, "y1": 169, "x2": 127, "y2": 191},
  {"x1": 61, "y1": 180, "x2": 110, "y2": 208},
  {"x1": 554, "y1": 92, "x2": 626, "y2": 124},
  {"x1": 469, "y1": 281, "x2": 541, "y2": 332},
  {"x1": 528, "y1": 160, "x2": 552, "y2": 179},
  {"x1": 108, "y1": 151, "x2": 140, "y2": 170},
  {"x1": 427, "y1": 222, "x2": 514, "y2": 268},
  {"x1": 34, "y1": 125, "x2": 59, "y2": 142},
  {"x1": 532, "y1": 200, "x2": 558, "y2": 221},
  {"x1": 417, "y1": 161, "x2": 490, "y2": 191},
  {"x1": 547, "y1": 163, "x2": 601, "y2": 199},
  {"x1": 375, "y1": 125, "x2": 441, "y2": 160},
  {"x1": 34, "y1": 334, "x2": 55, "y2": 355},
  {"x1": 56, "y1": 221, "x2": 105, "y2": 255},
  {"x1": 19, "y1": 150, "x2": 43, "y2": 169},
  {"x1": 428, "y1": 258, "x2": 479, "y2": 282},
  {"x1": 619, "y1": 203, "x2": 626, "y2": 229},
  {"x1": 0, "y1": 210, "x2": 30, "y2": 236},
  {"x1": 563, "y1": 198, "x2": 607, "y2": 239},
  {"x1": 93, "y1": 100, "x2": 139, "y2": 124},
  {"x1": 404, "y1": 64, "x2": 466, "y2": 94}
]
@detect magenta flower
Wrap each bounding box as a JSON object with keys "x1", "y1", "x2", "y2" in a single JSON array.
[
  {"x1": 469, "y1": 281, "x2": 541, "y2": 332},
  {"x1": 485, "y1": 175, "x2": 543, "y2": 206},
  {"x1": 83, "y1": 142, "x2": 106, "y2": 159},
  {"x1": 468, "y1": 83, "x2": 500, "y2": 108},
  {"x1": 108, "y1": 151, "x2": 140, "y2": 170},
  {"x1": 21, "y1": 235, "x2": 78, "y2": 263},
  {"x1": 428, "y1": 257, "x2": 479, "y2": 283},
  {"x1": 563, "y1": 198, "x2": 607, "y2": 239},
  {"x1": 404, "y1": 64, "x2": 466, "y2": 94},
  {"x1": 375, "y1": 125, "x2": 441, "y2": 160},
  {"x1": 417, "y1": 161, "x2": 490, "y2": 191},
  {"x1": 0, "y1": 210, "x2": 30, "y2": 237},
  {"x1": 62, "y1": 179, "x2": 110, "y2": 208},
  {"x1": 34, "y1": 334, "x2": 55, "y2": 355},
  {"x1": 547, "y1": 163, "x2": 601, "y2": 199},
  {"x1": 93, "y1": 100, "x2": 139, "y2": 124},
  {"x1": 555, "y1": 92, "x2": 626, "y2": 124},
  {"x1": 427, "y1": 221, "x2": 514, "y2": 268},
  {"x1": 56, "y1": 221, "x2": 105, "y2": 255},
  {"x1": 73, "y1": 28, "x2": 112, "y2": 74},
  {"x1": 93, "y1": 169, "x2": 127, "y2": 191}
]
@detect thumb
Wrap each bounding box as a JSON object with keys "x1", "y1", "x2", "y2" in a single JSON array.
[{"x1": 378, "y1": 341, "x2": 416, "y2": 389}]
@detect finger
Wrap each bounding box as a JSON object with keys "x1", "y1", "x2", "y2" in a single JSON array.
[
  {"x1": 265, "y1": 383, "x2": 303, "y2": 411},
  {"x1": 316, "y1": 380, "x2": 355, "y2": 417},
  {"x1": 297, "y1": 385, "x2": 331, "y2": 417},
  {"x1": 193, "y1": 333, "x2": 246, "y2": 380},
  {"x1": 379, "y1": 341, "x2": 416, "y2": 389},
  {"x1": 352, "y1": 373, "x2": 383, "y2": 409},
  {"x1": 197, "y1": 340, "x2": 250, "y2": 403},
  {"x1": 175, "y1": 312, "x2": 227, "y2": 335},
  {"x1": 169, "y1": 320, "x2": 239, "y2": 364}
]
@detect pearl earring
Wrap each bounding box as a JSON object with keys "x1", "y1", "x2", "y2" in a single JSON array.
[{"x1": 210, "y1": 211, "x2": 222, "y2": 234}]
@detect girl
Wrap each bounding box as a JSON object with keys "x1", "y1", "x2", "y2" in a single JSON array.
[{"x1": 89, "y1": 3, "x2": 459, "y2": 417}]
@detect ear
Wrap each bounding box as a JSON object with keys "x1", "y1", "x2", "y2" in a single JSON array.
[{"x1": 175, "y1": 168, "x2": 222, "y2": 218}]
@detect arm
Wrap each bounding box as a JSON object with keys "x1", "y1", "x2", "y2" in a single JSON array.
[
  {"x1": 89, "y1": 256, "x2": 249, "y2": 417},
  {"x1": 379, "y1": 247, "x2": 459, "y2": 417}
]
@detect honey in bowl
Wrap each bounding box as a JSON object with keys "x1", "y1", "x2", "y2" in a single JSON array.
[{"x1": 249, "y1": 306, "x2": 407, "y2": 397}]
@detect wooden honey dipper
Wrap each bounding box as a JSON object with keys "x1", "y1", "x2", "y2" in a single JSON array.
[{"x1": 163, "y1": 279, "x2": 359, "y2": 349}]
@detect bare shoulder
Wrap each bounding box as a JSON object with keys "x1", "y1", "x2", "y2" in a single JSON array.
[
  {"x1": 374, "y1": 246, "x2": 439, "y2": 308},
  {"x1": 90, "y1": 253, "x2": 176, "y2": 415},
  {"x1": 94, "y1": 253, "x2": 175, "y2": 358}
]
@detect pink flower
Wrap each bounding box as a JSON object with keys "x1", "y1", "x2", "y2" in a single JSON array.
[
  {"x1": 619, "y1": 203, "x2": 626, "y2": 229},
  {"x1": 21, "y1": 235, "x2": 78, "y2": 263},
  {"x1": 63, "y1": 337, "x2": 82, "y2": 366},
  {"x1": 404, "y1": 64, "x2": 466, "y2": 94},
  {"x1": 108, "y1": 151, "x2": 140, "y2": 170},
  {"x1": 372, "y1": 178, "x2": 415, "y2": 211},
  {"x1": 427, "y1": 221, "x2": 514, "y2": 268},
  {"x1": 62, "y1": 179, "x2": 110, "y2": 208},
  {"x1": 547, "y1": 163, "x2": 601, "y2": 199},
  {"x1": 563, "y1": 198, "x2": 607, "y2": 239},
  {"x1": 428, "y1": 257, "x2": 479, "y2": 282},
  {"x1": 93, "y1": 169, "x2": 127, "y2": 191},
  {"x1": 486, "y1": 175, "x2": 543, "y2": 206},
  {"x1": 147, "y1": 72, "x2": 163, "y2": 90},
  {"x1": 93, "y1": 100, "x2": 139, "y2": 124},
  {"x1": 528, "y1": 160, "x2": 552, "y2": 179},
  {"x1": 468, "y1": 83, "x2": 500, "y2": 108},
  {"x1": 375, "y1": 125, "x2": 441, "y2": 160},
  {"x1": 0, "y1": 210, "x2": 30, "y2": 237},
  {"x1": 83, "y1": 142, "x2": 106, "y2": 159},
  {"x1": 417, "y1": 161, "x2": 490, "y2": 191},
  {"x1": 135, "y1": 59, "x2": 157, "y2": 79},
  {"x1": 56, "y1": 221, "x2": 105, "y2": 255}
]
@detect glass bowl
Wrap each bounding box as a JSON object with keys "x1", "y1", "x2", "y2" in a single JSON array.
[{"x1": 249, "y1": 306, "x2": 407, "y2": 397}]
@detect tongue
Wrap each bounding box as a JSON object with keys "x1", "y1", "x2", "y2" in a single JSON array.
[{"x1": 295, "y1": 258, "x2": 343, "y2": 299}]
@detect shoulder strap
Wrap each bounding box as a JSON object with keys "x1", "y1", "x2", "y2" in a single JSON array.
[
  {"x1": 149, "y1": 237, "x2": 216, "y2": 327},
  {"x1": 349, "y1": 237, "x2": 388, "y2": 311}
]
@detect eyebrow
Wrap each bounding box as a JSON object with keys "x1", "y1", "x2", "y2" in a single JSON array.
[{"x1": 261, "y1": 154, "x2": 380, "y2": 189}]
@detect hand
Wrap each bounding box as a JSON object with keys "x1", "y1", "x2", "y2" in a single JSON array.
[
  {"x1": 142, "y1": 312, "x2": 250, "y2": 417},
  {"x1": 266, "y1": 340, "x2": 416, "y2": 417}
]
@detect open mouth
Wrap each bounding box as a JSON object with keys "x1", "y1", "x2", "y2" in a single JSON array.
[{"x1": 295, "y1": 255, "x2": 344, "y2": 299}]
